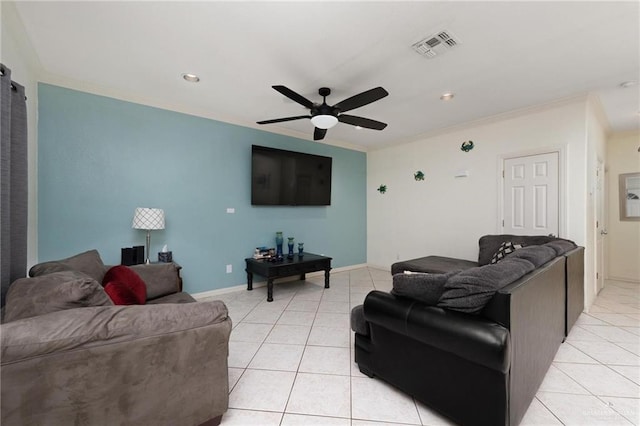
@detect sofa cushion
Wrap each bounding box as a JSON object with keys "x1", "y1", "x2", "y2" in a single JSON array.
[
  {"x1": 1, "y1": 300, "x2": 230, "y2": 363},
  {"x1": 146, "y1": 292, "x2": 196, "y2": 304},
  {"x1": 478, "y1": 235, "x2": 557, "y2": 266},
  {"x1": 391, "y1": 255, "x2": 478, "y2": 275},
  {"x1": 508, "y1": 245, "x2": 557, "y2": 267},
  {"x1": 390, "y1": 270, "x2": 460, "y2": 305},
  {"x1": 28, "y1": 249, "x2": 107, "y2": 283},
  {"x1": 103, "y1": 266, "x2": 146, "y2": 305},
  {"x1": 490, "y1": 241, "x2": 523, "y2": 264},
  {"x1": 438, "y1": 258, "x2": 535, "y2": 314},
  {"x1": 544, "y1": 239, "x2": 578, "y2": 256},
  {"x1": 4, "y1": 271, "x2": 113, "y2": 322}
]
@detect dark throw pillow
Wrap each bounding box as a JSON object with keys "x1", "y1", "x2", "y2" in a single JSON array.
[
  {"x1": 102, "y1": 265, "x2": 147, "y2": 305},
  {"x1": 4, "y1": 271, "x2": 113, "y2": 322},
  {"x1": 390, "y1": 270, "x2": 460, "y2": 305},
  {"x1": 490, "y1": 241, "x2": 523, "y2": 264}
]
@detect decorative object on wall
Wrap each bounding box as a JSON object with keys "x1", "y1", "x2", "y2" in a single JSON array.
[
  {"x1": 414, "y1": 171, "x2": 425, "y2": 181},
  {"x1": 461, "y1": 140, "x2": 474, "y2": 152},
  {"x1": 619, "y1": 172, "x2": 640, "y2": 221},
  {"x1": 377, "y1": 184, "x2": 387, "y2": 194},
  {"x1": 132, "y1": 208, "x2": 165, "y2": 264},
  {"x1": 275, "y1": 232, "x2": 284, "y2": 258},
  {"x1": 287, "y1": 237, "x2": 295, "y2": 259}
]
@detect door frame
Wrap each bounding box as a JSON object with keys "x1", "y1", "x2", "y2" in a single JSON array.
[
  {"x1": 497, "y1": 146, "x2": 567, "y2": 237},
  {"x1": 595, "y1": 158, "x2": 606, "y2": 293}
]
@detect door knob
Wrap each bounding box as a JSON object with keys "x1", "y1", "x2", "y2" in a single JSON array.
[{"x1": 600, "y1": 230, "x2": 608, "y2": 235}]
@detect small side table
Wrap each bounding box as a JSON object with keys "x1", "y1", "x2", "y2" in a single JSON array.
[{"x1": 245, "y1": 253, "x2": 332, "y2": 302}]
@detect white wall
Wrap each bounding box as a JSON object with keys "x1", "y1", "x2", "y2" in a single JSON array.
[
  {"x1": 368, "y1": 98, "x2": 590, "y2": 269},
  {"x1": 1, "y1": 1, "x2": 42, "y2": 268},
  {"x1": 606, "y1": 131, "x2": 640, "y2": 283}
]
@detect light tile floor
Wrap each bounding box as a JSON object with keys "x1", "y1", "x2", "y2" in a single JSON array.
[{"x1": 202, "y1": 268, "x2": 640, "y2": 426}]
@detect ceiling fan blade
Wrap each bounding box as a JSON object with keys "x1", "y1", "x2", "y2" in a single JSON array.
[
  {"x1": 272, "y1": 85, "x2": 315, "y2": 109},
  {"x1": 338, "y1": 114, "x2": 387, "y2": 130},
  {"x1": 257, "y1": 115, "x2": 311, "y2": 125},
  {"x1": 333, "y1": 87, "x2": 389, "y2": 113},
  {"x1": 314, "y1": 127, "x2": 327, "y2": 141}
]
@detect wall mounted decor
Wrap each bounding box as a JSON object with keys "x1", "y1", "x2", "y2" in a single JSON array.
[
  {"x1": 461, "y1": 141, "x2": 474, "y2": 152},
  {"x1": 619, "y1": 172, "x2": 640, "y2": 221},
  {"x1": 414, "y1": 171, "x2": 425, "y2": 181},
  {"x1": 377, "y1": 184, "x2": 387, "y2": 194}
]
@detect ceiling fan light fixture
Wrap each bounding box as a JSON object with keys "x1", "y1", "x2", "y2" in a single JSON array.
[{"x1": 311, "y1": 114, "x2": 338, "y2": 129}]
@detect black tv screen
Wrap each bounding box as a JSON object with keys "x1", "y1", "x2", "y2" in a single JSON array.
[{"x1": 251, "y1": 145, "x2": 332, "y2": 206}]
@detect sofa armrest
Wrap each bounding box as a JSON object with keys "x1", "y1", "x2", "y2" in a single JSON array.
[
  {"x1": 564, "y1": 246, "x2": 584, "y2": 335},
  {"x1": 129, "y1": 263, "x2": 181, "y2": 300},
  {"x1": 363, "y1": 291, "x2": 510, "y2": 373},
  {"x1": 1, "y1": 300, "x2": 229, "y2": 362}
]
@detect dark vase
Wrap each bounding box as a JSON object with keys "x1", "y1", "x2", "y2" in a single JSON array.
[
  {"x1": 287, "y1": 237, "x2": 295, "y2": 259},
  {"x1": 275, "y1": 232, "x2": 284, "y2": 257},
  {"x1": 298, "y1": 242, "x2": 304, "y2": 257}
]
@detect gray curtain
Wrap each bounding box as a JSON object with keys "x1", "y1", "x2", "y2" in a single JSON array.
[{"x1": 0, "y1": 64, "x2": 28, "y2": 307}]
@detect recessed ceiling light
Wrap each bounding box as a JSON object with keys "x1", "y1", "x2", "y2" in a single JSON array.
[
  {"x1": 620, "y1": 80, "x2": 637, "y2": 88},
  {"x1": 440, "y1": 92, "x2": 454, "y2": 101},
  {"x1": 182, "y1": 73, "x2": 200, "y2": 83},
  {"x1": 355, "y1": 126, "x2": 363, "y2": 130}
]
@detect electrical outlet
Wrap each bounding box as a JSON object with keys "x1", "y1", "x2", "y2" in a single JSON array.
[
  {"x1": 226, "y1": 208, "x2": 235, "y2": 214},
  {"x1": 226, "y1": 264, "x2": 232, "y2": 273}
]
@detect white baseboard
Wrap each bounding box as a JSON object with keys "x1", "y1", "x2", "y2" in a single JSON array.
[
  {"x1": 191, "y1": 262, "x2": 369, "y2": 300},
  {"x1": 606, "y1": 276, "x2": 640, "y2": 285}
]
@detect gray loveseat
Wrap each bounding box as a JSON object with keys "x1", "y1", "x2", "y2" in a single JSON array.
[{"x1": 1, "y1": 250, "x2": 231, "y2": 426}]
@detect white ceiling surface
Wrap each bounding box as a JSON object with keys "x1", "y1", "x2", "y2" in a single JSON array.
[{"x1": 14, "y1": 1, "x2": 640, "y2": 149}]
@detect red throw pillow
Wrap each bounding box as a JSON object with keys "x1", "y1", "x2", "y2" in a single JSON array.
[{"x1": 102, "y1": 265, "x2": 147, "y2": 305}]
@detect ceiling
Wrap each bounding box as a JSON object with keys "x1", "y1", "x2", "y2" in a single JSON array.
[{"x1": 13, "y1": 1, "x2": 640, "y2": 150}]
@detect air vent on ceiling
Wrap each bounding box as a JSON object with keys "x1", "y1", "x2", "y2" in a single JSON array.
[{"x1": 412, "y1": 30, "x2": 461, "y2": 58}]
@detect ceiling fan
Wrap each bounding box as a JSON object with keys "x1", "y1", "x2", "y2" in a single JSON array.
[{"x1": 257, "y1": 85, "x2": 389, "y2": 141}]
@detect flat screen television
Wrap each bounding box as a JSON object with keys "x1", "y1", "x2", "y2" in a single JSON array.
[{"x1": 251, "y1": 145, "x2": 332, "y2": 206}]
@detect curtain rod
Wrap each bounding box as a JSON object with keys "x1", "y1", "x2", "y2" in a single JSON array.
[{"x1": 0, "y1": 66, "x2": 28, "y2": 100}]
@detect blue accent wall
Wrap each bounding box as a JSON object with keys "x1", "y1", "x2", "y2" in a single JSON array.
[{"x1": 38, "y1": 84, "x2": 367, "y2": 293}]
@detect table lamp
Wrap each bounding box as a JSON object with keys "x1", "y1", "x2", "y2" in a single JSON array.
[{"x1": 132, "y1": 207, "x2": 165, "y2": 264}]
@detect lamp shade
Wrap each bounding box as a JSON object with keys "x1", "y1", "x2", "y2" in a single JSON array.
[
  {"x1": 310, "y1": 114, "x2": 338, "y2": 129},
  {"x1": 132, "y1": 208, "x2": 165, "y2": 230}
]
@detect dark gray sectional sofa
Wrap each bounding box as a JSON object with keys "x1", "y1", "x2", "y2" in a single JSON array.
[
  {"x1": 390, "y1": 234, "x2": 584, "y2": 336},
  {"x1": 352, "y1": 235, "x2": 584, "y2": 426}
]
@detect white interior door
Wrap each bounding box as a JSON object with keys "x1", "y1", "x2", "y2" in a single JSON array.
[{"x1": 503, "y1": 152, "x2": 559, "y2": 236}]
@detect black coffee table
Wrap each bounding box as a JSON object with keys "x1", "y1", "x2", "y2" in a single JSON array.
[{"x1": 245, "y1": 253, "x2": 332, "y2": 302}]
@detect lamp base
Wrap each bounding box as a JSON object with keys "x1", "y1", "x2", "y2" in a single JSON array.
[{"x1": 145, "y1": 230, "x2": 152, "y2": 264}]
